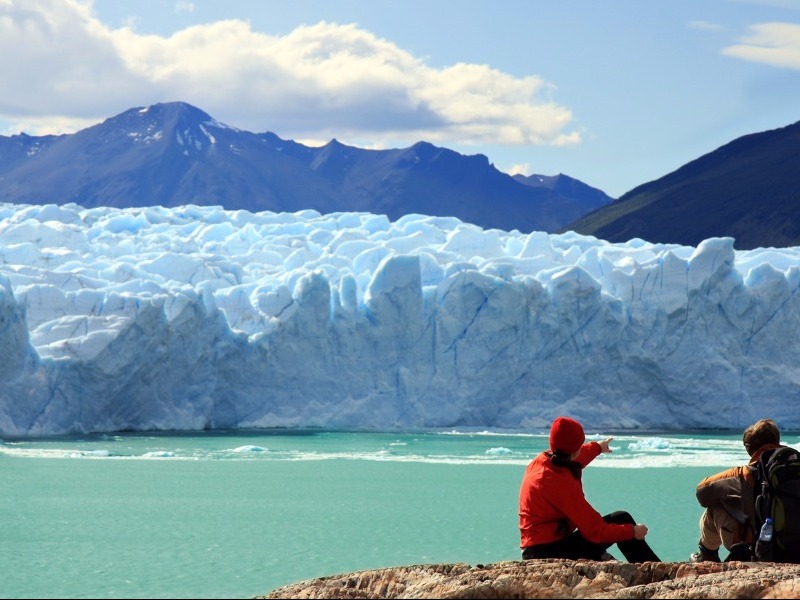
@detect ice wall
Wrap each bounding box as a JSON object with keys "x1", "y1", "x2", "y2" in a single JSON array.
[{"x1": 1, "y1": 202, "x2": 799, "y2": 437}]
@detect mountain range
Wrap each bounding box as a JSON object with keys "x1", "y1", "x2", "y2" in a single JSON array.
[
  {"x1": 566, "y1": 120, "x2": 800, "y2": 250},
  {"x1": 2, "y1": 102, "x2": 798, "y2": 249},
  {"x1": 0, "y1": 102, "x2": 611, "y2": 234}
]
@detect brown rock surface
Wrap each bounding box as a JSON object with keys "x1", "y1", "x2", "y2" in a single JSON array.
[{"x1": 258, "y1": 559, "x2": 800, "y2": 599}]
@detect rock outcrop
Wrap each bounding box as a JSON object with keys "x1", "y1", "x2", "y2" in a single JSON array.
[{"x1": 259, "y1": 559, "x2": 800, "y2": 599}]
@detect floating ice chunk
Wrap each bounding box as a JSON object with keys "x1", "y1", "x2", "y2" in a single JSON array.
[
  {"x1": 143, "y1": 450, "x2": 176, "y2": 458},
  {"x1": 231, "y1": 445, "x2": 267, "y2": 453},
  {"x1": 628, "y1": 438, "x2": 672, "y2": 451},
  {"x1": 486, "y1": 447, "x2": 513, "y2": 455},
  {"x1": 64, "y1": 450, "x2": 111, "y2": 458}
]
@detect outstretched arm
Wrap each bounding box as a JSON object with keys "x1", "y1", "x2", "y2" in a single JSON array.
[{"x1": 598, "y1": 438, "x2": 614, "y2": 453}]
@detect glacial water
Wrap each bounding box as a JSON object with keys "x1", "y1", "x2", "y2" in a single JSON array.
[{"x1": 1, "y1": 429, "x2": 785, "y2": 599}]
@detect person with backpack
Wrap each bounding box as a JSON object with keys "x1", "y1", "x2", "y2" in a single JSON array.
[
  {"x1": 519, "y1": 416, "x2": 660, "y2": 562},
  {"x1": 692, "y1": 418, "x2": 783, "y2": 562}
]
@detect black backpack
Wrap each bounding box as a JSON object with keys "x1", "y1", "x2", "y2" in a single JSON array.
[{"x1": 752, "y1": 446, "x2": 800, "y2": 562}]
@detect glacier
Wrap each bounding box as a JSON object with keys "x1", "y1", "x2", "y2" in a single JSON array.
[{"x1": 1, "y1": 202, "x2": 800, "y2": 437}]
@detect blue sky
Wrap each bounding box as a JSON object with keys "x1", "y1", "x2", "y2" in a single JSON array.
[{"x1": 1, "y1": 0, "x2": 799, "y2": 198}]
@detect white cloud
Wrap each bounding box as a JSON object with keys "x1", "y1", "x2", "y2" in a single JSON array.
[
  {"x1": 0, "y1": 114, "x2": 98, "y2": 136},
  {"x1": 0, "y1": 0, "x2": 579, "y2": 147},
  {"x1": 505, "y1": 163, "x2": 531, "y2": 176},
  {"x1": 722, "y1": 22, "x2": 800, "y2": 70}
]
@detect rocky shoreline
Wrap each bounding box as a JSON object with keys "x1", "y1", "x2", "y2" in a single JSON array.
[{"x1": 259, "y1": 559, "x2": 800, "y2": 599}]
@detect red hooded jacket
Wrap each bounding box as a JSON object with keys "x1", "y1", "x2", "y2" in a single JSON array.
[{"x1": 518, "y1": 441, "x2": 635, "y2": 548}]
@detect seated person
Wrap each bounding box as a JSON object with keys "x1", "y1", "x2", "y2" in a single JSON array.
[
  {"x1": 519, "y1": 416, "x2": 660, "y2": 563},
  {"x1": 693, "y1": 418, "x2": 782, "y2": 562}
]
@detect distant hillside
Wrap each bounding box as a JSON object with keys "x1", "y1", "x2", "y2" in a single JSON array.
[
  {"x1": 513, "y1": 172, "x2": 613, "y2": 224},
  {"x1": 0, "y1": 102, "x2": 612, "y2": 233},
  {"x1": 563, "y1": 120, "x2": 800, "y2": 250}
]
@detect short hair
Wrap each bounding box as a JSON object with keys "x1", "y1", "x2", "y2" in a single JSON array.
[{"x1": 743, "y1": 419, "x2": 781, "y2": 456}]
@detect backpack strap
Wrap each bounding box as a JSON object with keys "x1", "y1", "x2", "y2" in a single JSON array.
[{"x1": 754, "y1": 454, "x2": 773, "y2": 523}]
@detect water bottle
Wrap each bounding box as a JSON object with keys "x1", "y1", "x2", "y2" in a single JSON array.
[{"x1": 759, "y1": 517, "x2": 774, "y2": 542}]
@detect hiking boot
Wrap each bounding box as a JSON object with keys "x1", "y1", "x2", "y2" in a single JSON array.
[
  {"x1": 689, "y1": 543, "x2": 721, "y2": 563},
  {"x1": 725, "y1": 542, "x2": 753, "y2": 563}
]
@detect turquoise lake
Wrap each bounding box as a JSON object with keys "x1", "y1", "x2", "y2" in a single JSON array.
[{"x1": 1, "y1": 429, "x2": 784, "y2": 599}]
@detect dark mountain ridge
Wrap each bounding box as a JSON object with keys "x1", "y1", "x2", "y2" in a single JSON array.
[
  {"x1": 564, "y1": 120, "x2": 800, "y2": 250},
  {"x1": 0, "y1": 102, "x2": 613, "y2": 233}
]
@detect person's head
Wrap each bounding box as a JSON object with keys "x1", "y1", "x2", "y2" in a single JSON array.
[
  {"x1": 743, "y1": 418, "x2": 780, "y2": 456},
  {"x1": 549, "y1": 416, "x2": 585, "y2": 457}
]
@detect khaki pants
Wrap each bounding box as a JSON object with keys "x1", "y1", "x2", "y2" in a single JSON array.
[{"x1": 699, "y1": 506, "x2": 743, "y2": 551}]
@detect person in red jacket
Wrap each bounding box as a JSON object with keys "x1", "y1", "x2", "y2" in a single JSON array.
[{"x1": 518, "y1": 416, "x2": 660, "y2": 562}]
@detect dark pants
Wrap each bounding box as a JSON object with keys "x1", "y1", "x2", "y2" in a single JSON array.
[{"x1": 521, "y1": 511, "x2": 660, "y2": 563}]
